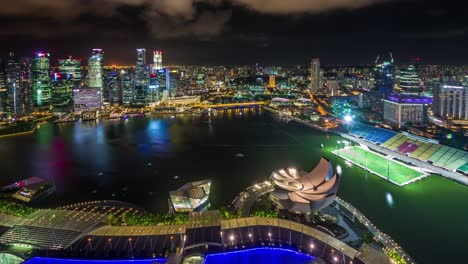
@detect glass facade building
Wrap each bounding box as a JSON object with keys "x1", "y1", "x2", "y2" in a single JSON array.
[
  {"x1": 134, "y1": 49, "x2": 149, "y2": 106},
  {"x1": 120, "y1": 70, "x2": 134, "y2": 105},
  {"x1": 88, "y1": 49, "x2": 104, "y2": 104},
  {"x1": 52, "y1": 73, "x2": 74, "y2": 114},
  {"x1": 397, "y1": 65, "x2": 422, "y2": 95},
  {"x1": 58, "y1": 57, "x2": 81, "y2": 84},
  {"x1": 32, "y1": 52, "x2": 51, "y2": 107},
  {"x1": 310, "y1": 58, "x2": 320, "y2": 93},
  {"x1": 374, "y1": 53, "x2": 394, "y2": 99},
  {"x1": 153, "y1": 50, "x2": 163, "y2": 71}
]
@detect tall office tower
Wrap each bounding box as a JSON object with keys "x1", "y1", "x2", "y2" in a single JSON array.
[
  {"x1": 433, "y1": 83, "x2": 468, "y2": 119},
  {"x1": 32, "y1": 52, "x2": 52, "y2": 108},
  {"x1": 120, "y1": 70, "x2": 134, "y2": 105},
  {"x1": 148, "y1": 73, "x2": 159, "y2": 103},
  {"x1": 18, "y1": 57, "x2": 33, "y2": 115},
  {"x1": 58, "y1": 56, "x2": 81, "y2": 84},
  {"x1": 88, "y1": 49, "x2": 104, "y2": 104},
  {"x1": 155, "y1": 68, "x2": 170, "y2": 101},
  {"x1": 153, "y1": 50, "x2": 163, "y2": 71},
  {"x1": 0, "y1": 61, "x2": 6, "y2": 114},
  {"x1": 168, "y1": 68, "x2": 180, "y2": 97},
  {"x1": 6, "y1": 53, "x2": 20, "y2": 114},
  {"x1": 52, "y1": 72, "x2": 73, "y2": 114},
  {"x1": 310, "y1": 58, "x2": 321, "y2": 93},
  {"x1": 134, "y1": 49, "x2": 149, "y2": 105},
  {"x1": 374, "y1": 53, "x2": 394, "y2": 99},
  {"x1": 269, "y1": 74, "x2": 276, "y2": 88},
  {"x1": 105, "y1": 68, "x2": 120, "y2": 105},
  {"x1": 397, "y1": 65, "x2": 422, "y2": 95}
]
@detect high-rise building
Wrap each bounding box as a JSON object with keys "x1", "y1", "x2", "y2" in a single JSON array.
[
  {"x1": 105, "y1": 68, "x2": 120, "y2": 105},
  {"x1": 52, "y1": 72, "x2": 73, "y2": 114},
  {"x1": 433, "y1": 83, "x2": 468, "y2": 119},
  {"x1": 32, "y1": 52, "x2": 52, "y2": 108},
  {"x1": 310, "y1": 58, "x2": 320, "y2": 93},
  {"x1": 0, "y1": 61, "x2": 7, "y2": 114},
  {"x1": 383, "y1": 94, "x2": 431, "y2": 127},
  {"x1": 58, "y1": 57, "x2": 81, "y2": 84},
  {"x1": 134, "y1": 49, "x2": 149, "y2": 106},
  {"x1": 269, "y1": 74, "x2": 276, "y2": 88},
  {"x1": 6, "y1": 53, "x2": 20, "y2": 114},
  {"x1": 120, "y1": 70, "x2": 134, "y2": 105},
  {"x1": 18, "y1": 57, "x2": 33, "y2": 115},
  {"x1": 153, "y1": 50, "x2": 163, "y2": 71},
  {"x1": 88, "y1": 49, "x2": 104, "y2": 104},
  {"x1": 397, "y1": 65, "x2": 422, "y2": 95},
  {"x1": 374, "y1": 53, "x2": 394, "y2": 99}
]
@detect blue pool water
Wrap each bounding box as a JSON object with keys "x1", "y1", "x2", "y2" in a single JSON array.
[
  {"x1": 23, "y1": 258, "x2": 166, "y2": 264},
  {"x1": 24, "y1": 248, "x2": 313, "y2": 264},
  {"x1": 204, "y1": 248, "x2": 314, "y2": 264}
]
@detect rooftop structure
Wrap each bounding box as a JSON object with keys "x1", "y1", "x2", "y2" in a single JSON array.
[
  {"x1": 270, "y1": 158, "x2": 340, "y2": 213},
  {"x1": 170, "y1": 180, "x2": 211, "y2": 213}
]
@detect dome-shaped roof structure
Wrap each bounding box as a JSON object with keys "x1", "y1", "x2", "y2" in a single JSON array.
[{"x1": 270, "y1": 158, "x2": 339, "y2": 213}]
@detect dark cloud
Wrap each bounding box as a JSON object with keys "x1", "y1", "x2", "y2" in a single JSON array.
[{"x1": 0, "y1": 0, "x2": 388, "y2": 39}]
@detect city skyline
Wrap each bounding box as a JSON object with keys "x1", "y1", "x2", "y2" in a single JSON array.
[{"x1": 0, "y1": 0, "x2": 466, "y2": 65}]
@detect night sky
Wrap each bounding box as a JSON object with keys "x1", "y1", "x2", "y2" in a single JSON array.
[{"x1": 0, "y1": 0, "x2": 466, "y2": 65}]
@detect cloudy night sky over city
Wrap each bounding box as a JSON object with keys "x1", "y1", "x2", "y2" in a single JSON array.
[{"x1": 0, "y1": 0, "x2": 466, "y2": 65}]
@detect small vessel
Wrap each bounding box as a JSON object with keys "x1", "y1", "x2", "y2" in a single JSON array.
[
  {"x1": 235, "y1": 153, "x2": 245, "y2": 158},
  {"x1": 174, "y1": 175, "x2": 179, "y2": 180},
  {"x1": 147, "y1": 162, "x2": 152, "y2": 166},
  {"x1": 98, "y1": 172, "x2": 103, "y2": 176}
]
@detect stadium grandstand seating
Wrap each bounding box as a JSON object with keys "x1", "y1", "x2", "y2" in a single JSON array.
[
  {"x1": 428, "y1": 146, "x2": 468, "y2": 171},
  {"x1": 397, "y1": 141, "x2": 419, "y2": 154},
  {"x1": 348, "y1": 123, "x2": 468, "y2": 175},
  {"x1": 349, "y1": 123, "x2": 397, "y2": 144},
  {"x1": 381, "y1": 134, "x2": 406, "y2": 150}
]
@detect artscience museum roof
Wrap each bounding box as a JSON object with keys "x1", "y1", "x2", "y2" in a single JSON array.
[{"x1": 270, "y1": 158, "x2": 340, "y2": 213}]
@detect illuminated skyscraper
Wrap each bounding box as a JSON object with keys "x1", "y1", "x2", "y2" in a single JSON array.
[
  {"x1": 374, "y1": 53, "x2": 394, "y2": 99},
  {"x1": 88, "y1": 49, "x2": 104, "y2": 103},
  {"x1": 52, "y1": 72, "x2": 73, "y2": 114},
  {"x1": 105, "y1": 68, "x2": 120, "y2": 105},
  {"x1": 58, "y1": 56, "x2": 81, "y2": 84},
  {"x1": 0, "y1": 61, "x2": 6, "y2": 113},
  {"x1": 397, "y1": 65, "x2": 422, "y2": 95},
  {"x1": 32, "y1": 52, "x2": 52, "y2": 107},
  {"x1": 120, "y1": 70, "x2": 134, "y2": 105},
  {"x1": 269, "y1": 74, "x2": 276, "y2": 88},
  {"x1": 134, "y1": 49, "x2": 149, "y2": 105},
  {"x1": 310, "y1": 58, "x2": 320, "y2": 93},
  {"x1": 153, "y1": 50, "x2": 163, "y2": 71},
  {"x1": 433, "y1": 83, "x2": 468, "y2": 119}
]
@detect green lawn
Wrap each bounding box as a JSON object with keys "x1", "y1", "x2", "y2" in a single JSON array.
[{"x1": 335, "y1": 146, "x2": 424, "y2": 185}]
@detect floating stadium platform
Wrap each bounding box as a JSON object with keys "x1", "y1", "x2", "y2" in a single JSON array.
[
  {"x1": 333, "y1": 146, "x2": 428, "y2": 186},
  {"x1": 348, "y1": 123, "x2": 468, "y2": 175}
]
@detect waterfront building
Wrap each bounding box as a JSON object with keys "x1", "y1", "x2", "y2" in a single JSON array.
[
  {"x1": 148, "y1": 73, "x2": 159, "y2": 103},
  {"x1": 0, "y1": 62, "x2": 6, "y2": 114},
  {"x1": 397, "y1": 64, "x2": 422, "y2": 95},
  {"x1": 433, "y1": 83, "x2": 468, "y2": 119},
  {"x1": 52, "y1": 73, "x2": 74, "y2": 114},
  {"x1": 374, "y1": 53, "x2": 394, "y2": 98},
  {"x1": 153, "y1": 50, "x2": 163, "y2": 72},
  {"x1": 105, "y1": 68, "x2": 120, "y2": 105},
  {"x1": 134, "y1": 49, "x2": 149, "y2": 106},
  {"x1": 120, "y1": 70, "x2": 134, "y2": 105},
  {"x1": 87, "y1": 49, "x2": 104, "y2": 104},
  {"x1": 383, "y1": 95, "x2": 430, "y2": 127},
  {"x1": 58, "y1": 57, "x2": 81, "y2": 84},
  {"x1": 310, "y1": 58, "x2": 321, "y2": 93},
  {"x1": 169, "y1": 179, "x2": 211, "y2": 212},
  {"x1": 73, "y1": 87, "x2": 101, "y2": 113},
  {"x1": 270, "y1": 158, "x2": 340, "y2": 213},
  {"x1": 32, "y1": 52, "x2": 52, "y2": 108},
  {"x1": 168, "y1": 68, "x2": 180, "y2": 97}
]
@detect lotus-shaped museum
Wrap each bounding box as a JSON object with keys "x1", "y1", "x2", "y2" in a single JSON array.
[{"x1": 270, "y1": 158, "x2": 340, "y2": 213}]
